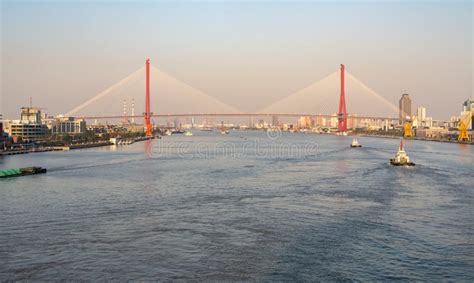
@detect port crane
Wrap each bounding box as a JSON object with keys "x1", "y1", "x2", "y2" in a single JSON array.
[
  {"x1": 404, "y1": 121, "x2": 413, "y2": 138},
  {"x1": 458, "y1": 109, "x2": 473, "y2": 142}
]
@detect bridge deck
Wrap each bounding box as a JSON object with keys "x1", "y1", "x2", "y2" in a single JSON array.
[{"x1": 76, "y1": 113, "x2": 399, "y2": 120}]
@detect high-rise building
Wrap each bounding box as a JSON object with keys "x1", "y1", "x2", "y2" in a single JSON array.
[
  {"x1": 417, "y1": 107, "x2": 426, "y2": 123},
  {"x1": 20, "y1": 107, "x2": 42, "y2": 124},
  {"x1": 399, "y1": 94, "x2": 412, "y2": 124},
  {"x1": 461, "y1": 98, "x2": 473, "y2": 130},
  {"x1": 462, "y1": 98, "x2": 473, "y2": 112}
]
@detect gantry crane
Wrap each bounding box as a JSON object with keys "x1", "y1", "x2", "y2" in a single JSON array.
[
  {"x1": 404, "y1": 121, "x2": 413, "y2": 138},
  {"x1": 458, "y1": 109, "x2": 473, "y2": 142}
]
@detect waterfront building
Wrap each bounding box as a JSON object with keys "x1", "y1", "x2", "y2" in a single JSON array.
[
  {"x1": 49, "y1": 116, "x2": 86, "y2": 135},
  {"x1": 256, "y1": 119, "x2": 269, "y2": 129},
  {"x1": 416, "y1": 127, "x2": 449, "y2": 139},
  {"x1": 7, "y1": 107, "x2": 48, "y2": 141},
  {"x1": 315, "y1": 115, "x2": 324, "y2": 127},
  {"x1": 8, "y1": 123, "x2": 48, "y2": 141},
  {"x1": 87, "y1": 124, "x2": 108, "y2": 135},
  {"x1": 347, "y1": 114, "x2": 358, "y2": 129},
  {"x1": 298, "y1": 116, "x2": 311, "y2": 129},
  {"x1": 399, "y1": 94, "x2": 412, "y2": 124},
  {"x1": 425, "y1": 117, "x2": 433, "y2": 128},
  {"x1": 124, "y1": 123, "x2": 145, "y2": 133},
  {"x1": 417, "y1": 107, "x2": 426, "y2": 124},
  {"x1": 329, "y1": 114, "x2": 338, "y2": 128}
]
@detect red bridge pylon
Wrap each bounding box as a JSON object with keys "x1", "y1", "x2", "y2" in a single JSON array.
[{"x1": 338, "y1": 64, "x2": 347, "y2": 132}]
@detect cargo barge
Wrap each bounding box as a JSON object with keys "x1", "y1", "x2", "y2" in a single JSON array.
[{"x1": 0, "y1": 167, "x2": 47, "y2": 178}]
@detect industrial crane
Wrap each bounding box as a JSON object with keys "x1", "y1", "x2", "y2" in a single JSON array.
[
  {"x1": 404, "y1": 121, "x2": 413, "y2": 138},
  {"x1": 458, "y1": 109, "x2": 473, "y2": 142}
]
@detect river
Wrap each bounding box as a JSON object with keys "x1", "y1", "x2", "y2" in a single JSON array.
[{"x1": 1, "y1": 131, "x2": 473, "y2": 281}]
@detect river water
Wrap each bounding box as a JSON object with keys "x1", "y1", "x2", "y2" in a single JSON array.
[{"x1": 1, "y1": 131, "x2": 473, "y2": 281}]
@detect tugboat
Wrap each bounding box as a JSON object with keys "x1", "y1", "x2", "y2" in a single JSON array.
[
  {"x1": 0, "y1": 167, "x2": 47, "y2": 178},
  {"x1": 350, "y1": 138, "x2": 362, "y2": 148},
  {"x1": 390, "y1": 139, "x2": 415, "y2": 166}
]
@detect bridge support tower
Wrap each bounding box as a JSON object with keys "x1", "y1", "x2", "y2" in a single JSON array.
[
  {"x1": 145, "y1": 59, "x2": 153, "y2": 137},
  {"x1": 338, "y1": 64, "x2": 347, "y2": 132}
]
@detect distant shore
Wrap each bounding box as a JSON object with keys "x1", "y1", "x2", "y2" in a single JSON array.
[{"x1": 360, "y1": 133, "x2": 473, "y2": 145}]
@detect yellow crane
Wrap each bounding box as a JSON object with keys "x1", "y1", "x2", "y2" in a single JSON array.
[
  {"x1": 458, "y1": 109, "x2": 473, "y2": 142},
  {"x1": 404, "y1": 121, "x2": 412, "y2": 138}
]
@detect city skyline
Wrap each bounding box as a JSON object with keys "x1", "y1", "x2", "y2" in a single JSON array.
[{"x1": 1, "y1": 1, "x2": 473, "y2": 120}]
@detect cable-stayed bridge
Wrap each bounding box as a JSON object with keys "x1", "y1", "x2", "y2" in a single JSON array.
[{"x1": 65, "y1": 59, "x2": 401, "y2": 134}]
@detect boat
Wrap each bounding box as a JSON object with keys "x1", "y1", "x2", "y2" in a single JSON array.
[
  {"x1": 390, "y1": 139, "x2": 415, "y2": 166},
  {"x1": 172, "y1": 129, "x2": 185, "y2": 134},
  {"x1": 164, "y1": 129, "x2": 172, "y2": 136},
  {"x1": 350, "y1": 138, "x2": 362, "y2": 147},
  {"x1": 220, "y1": 130, "x2": 229, "y2": 135},
  {"x1": 184, "y1": 131, "x2": 193, "y2": 136},
  {"x1": 0, "y1": 167, "x2": 47, "y2": 178}
]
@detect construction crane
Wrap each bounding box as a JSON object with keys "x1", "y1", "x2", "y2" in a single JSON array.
[
  {"x1": 404, "y1": 121, "x2": 413, "y2": 138},
  {"x1": 458, "y1": 109, "x2": 473, "y2": 142}
]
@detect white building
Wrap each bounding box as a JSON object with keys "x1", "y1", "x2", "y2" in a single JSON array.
[
  {"x1": 417, "y1": 107, "x2": 426, "y2": 124},
  {"x1": 49, "y1": 116, "x2": 86, "y2": 135}
]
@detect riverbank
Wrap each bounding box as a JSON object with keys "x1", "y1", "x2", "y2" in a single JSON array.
[
  {"x1": 0, "y1": 136, "x2": 157, "y2": 157},
  {"x1": 0, "y1": 141, "x2": 112, "y2": 156},
  {"x1": 360, "y1": 133, "x2": 473, "y2": 145}
]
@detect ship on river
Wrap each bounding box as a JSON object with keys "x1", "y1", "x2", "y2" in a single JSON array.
[
  {"x1": 0, "y1": 167, "x2": 47, "y2": 178},
  {"x1": 390, "y1": 139, "x2": 415, "y2": 166}
]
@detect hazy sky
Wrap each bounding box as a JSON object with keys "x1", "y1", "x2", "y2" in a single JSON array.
[{"x1": 1, "y1": 0, "x2": 472, "y2": 120}]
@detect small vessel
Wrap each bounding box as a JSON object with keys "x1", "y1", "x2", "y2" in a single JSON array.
[
  {"x1": 390, "y1": 139, "x2": 415, "y2": 166},
  {"x1": 164, "y1": 129, "x2": 172, "y2": 136},
  {"x1": 219, "y1": 121, "x2": 229, "y2": 135},
  {"x1": 350, "y1": 138, "x2": 362, "y2": 147},
  {"x1": 0, "y1": 167, "x2": 47, "y2": 178},
  {"x1": 184, "y1": 131, "x2": 193, "y2": 136},
  {"x1": 172, "y1": 129, "x2": 185, "y2": 134}
]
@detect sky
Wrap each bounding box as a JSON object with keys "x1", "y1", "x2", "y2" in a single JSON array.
[{"x1": 1, "y1": 0, "x2": 472, "y2": 120}]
